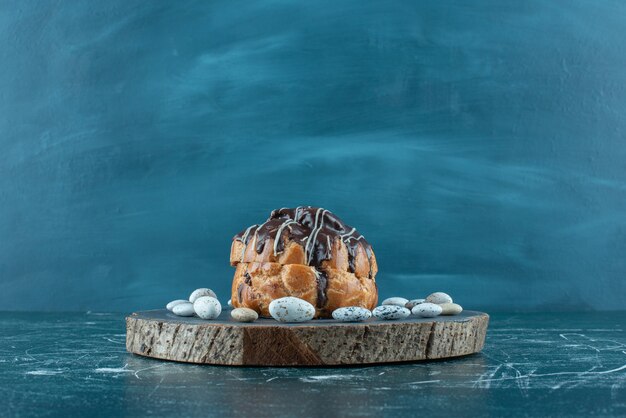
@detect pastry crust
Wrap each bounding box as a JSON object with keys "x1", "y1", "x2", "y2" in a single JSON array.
[
  {"x1": 230, "y1": 236, "x2": 378, "y2": 280},
  {"x1": 229, "y1": 207, "x2": 379, "y2": 318},
  {"x1": 231, "y1": 262, "x2": 378, "y2": 318}
]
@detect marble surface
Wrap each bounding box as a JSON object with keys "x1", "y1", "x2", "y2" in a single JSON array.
[{"x1": 1, "y1": 312, "x2": 625, "y2": 417}]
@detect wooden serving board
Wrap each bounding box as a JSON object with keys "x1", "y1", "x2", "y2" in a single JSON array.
[{"x1": 126, "y1": 309, "x2": 489, "y2": 366}]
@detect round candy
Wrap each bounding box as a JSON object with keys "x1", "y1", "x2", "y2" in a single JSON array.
[
  {"x1": 189, "y1": 288, "x2": 217, "y2": 303},
  {"x1": 372, "y1": 305, "x2": 411, "y2": 320},
  {"x1": 425, "y1": 292, "x2": 453, "y2": 304},
  {"x1": 193, "y1": 296, "x2": 222, "y2": 319},
  {"x1": 381, "y1": 297, "x2": 409, "y2": 307},
  {"x1": 269, "y1": 297, "x2": 315, "y2": 323},
  {"x1": 172, "y1": 302, "x2": 195, "y2": 317},
  {"x1": 412, "y1": 302, "x2": 442, "y2": 318},
  {"x1": 166, "y1": 299, "x2": 188, "y2": 311},
  {"x1": 332, "y1": 307, "x2": 372, "y2": 322},
  {"x1": 231, "y1": 307, "x2": 258, "y2": 322}
]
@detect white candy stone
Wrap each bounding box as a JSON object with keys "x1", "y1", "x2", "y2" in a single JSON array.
[
  {"x1": 166, "y1": 299, "x2": 188, "y2": 311},
  {"x1": 405, "y1": 299, "x2": 426, "y2": 309},
  {"x1": 231, "y1": 307, "x2": 258, "y2": 322},
  {"x1": 372, "y1": 305, "x2": 411, "y2": 320},
  {"x1": 381, "y1": 297, "x2": 409, "y2": 307},
  {"x1": 193, "y1": 296, "x2": 222, "y2": 319},
  {"x1": 227, "y1": 299, "x2": 233, "y2": 308},
  {"x1": 172, "y1": 302, "x2": 195, "y2": 317},
  {"x1": 269, "y1": 297, "x2": 315, "y2": 323},
  {"x1": 425, "y1": 292, "x2": 453, "y2": 304},
  {"x1": 440, "y1": 303, "x2": 463, "y2": 315},
  {"x1": 189, "y1": 288, "x2": 217, "y2": 303},
  {"x1": 412, "y1": 302, "x2": 442, "y2": 318},
  {"x1": 332, "y1": 307, "x2": 372, "y2": 322}
]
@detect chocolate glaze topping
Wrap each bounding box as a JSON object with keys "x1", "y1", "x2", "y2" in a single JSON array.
[
  {"x1": 237, "y1": 283, "x2": 244, "y2": 303},
  {"x1": 314, "y1": 269, "x2": 329, "y2": 308},
  {"x1": 234, "y1": 207, "x2": 374, "y2": 308},
  {"x1": 243, "y1": 271, "x2": 252, "y2": 286}
]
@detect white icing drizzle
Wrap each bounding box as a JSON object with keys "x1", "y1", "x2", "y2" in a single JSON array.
[
  {"x1": 340, "y1": 227, "x2": 356, "y2": 241},
  {"x1": 303, "y1": 208, "x2": 323, "y2": 263},
  {"x1": 272, "y1": 219, "x2": 298, "y2": 256},
  {"x1": 236, "y1": 207, "x2": 374, "y2": 281},
  {"x1": 250, "y1": 234, "x2": 258, "y2": 260},
  {"x1": 238, "y1": 224, "x2": 257, "y2": 261},
  {"x1": 344, "y1": 234, "x2": 364, "y2": 243},
  {"x1": 255, "y1": 220, "x2": 269, "y2": 236},
  {"x1": 341, "y1": 227, "x2": 364, "y2": 258},
  {"x1": 250, "y1": 220, "x2": 271, "y2": 254},
  {"x1": 304, "y1": 208, "x2": 328, "y2": 265}
]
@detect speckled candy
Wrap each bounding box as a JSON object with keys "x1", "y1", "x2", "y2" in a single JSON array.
[
  {"x1": 381, "y1": 297, "x2": 409, "y2": 307},
  {"x1": 405, "y1": 299, "x2": 425, "y2": 309},
  {"x1": 425, "y1": 292, "x2": 453, "y2": 304},
  {"x1": 193, "y1": 296, "x2": 222, "y2": 319},
  {"x1": 372, "y1": 305, "x2": 411, "y2": 320},
  {"x1": 189, "y1": 288, "x2": 217, "y2": 303},
  {"x1": 269, "y1": 297, "x2": 315, "y2": 323},
  {"x1": 412, "y1": 302, "x2": 443, "y2": 318},
  {"x1": 172, "y1": 302, "x2": 195, "y2": 317},
  {"x1": 440, "y1": 303, "x2": 463, "y2": 315},
  {"x1": 231, "y1": 307, "x2": 258, "y2": 322},
  {"x1": 166, "y1": 299, "x2": 188, "y2": 311},
  {"x1": 332, "y1": 307, "x2": 372, "y2": 322}
]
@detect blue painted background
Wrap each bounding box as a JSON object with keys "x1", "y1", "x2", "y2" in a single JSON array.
[{"x1": 2, "y1": 1, "x2": 625, "y2": 312}]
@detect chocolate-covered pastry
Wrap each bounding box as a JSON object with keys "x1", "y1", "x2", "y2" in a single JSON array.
[{"x1": 230, "y1": 207, "x2": 378, "y2": 318}]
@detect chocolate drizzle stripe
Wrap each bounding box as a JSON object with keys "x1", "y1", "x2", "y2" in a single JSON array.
[
  {"x1": 272, "y1": 219, "x2": 297, "y2": 256},
  {"x1": 346, "y1": 244, "x2": 357, "y2": 273},
  {"x1": 233, "y1": 206, "x2": 374, "y2": 276},
  {"x1": 314, "y1": 269, "x2": 328, "y2": 309},
  {"x1": 253, "y1": 220, "x2": 270, "y2": 254},
  {"x1": 304, "y1": 208, "x2": 327, "y2": 264},
  {"x1": 237, "y1": 224, "x2": 257, "y2": 262},
  {"x1": 237, "y1": 283, "x2": 244, "y2": 303},
  {"x1": 302, "y1": 208, "x2": 321, "y2": 263}
]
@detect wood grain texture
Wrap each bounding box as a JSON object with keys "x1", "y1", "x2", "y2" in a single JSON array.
[{"x1": 126, "y1": 310, "x2": 489, "y2": 366}]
